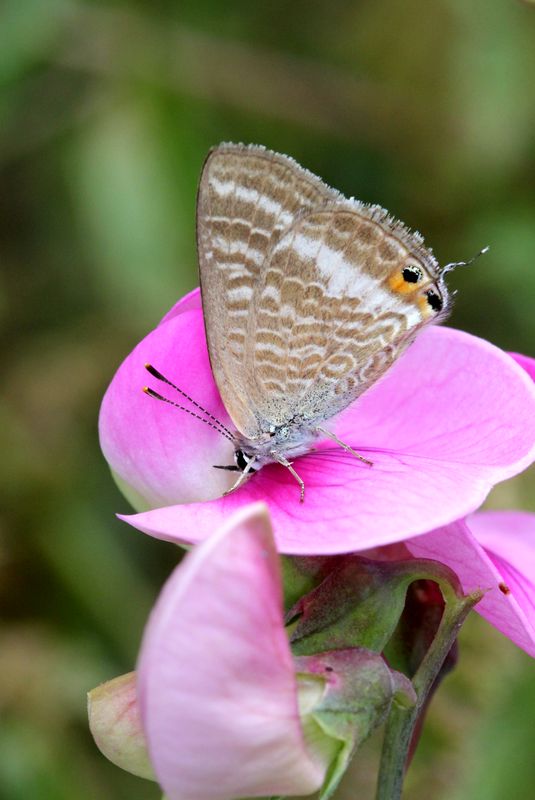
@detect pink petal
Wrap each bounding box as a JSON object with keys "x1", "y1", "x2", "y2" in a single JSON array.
[
  {"x1": 405, "y1": 516, "x2": 535, "y2": 657},
  {"x1": 137, "y1": 503, "x2": 326, "y2": 800},
  {"x1": 468, "y1": 510, "x2": 535, "y2": 647},
  {"x1": 119, "y1": 325, "x2": 535, "y2": 554},
  {"x1": 510, "y1": 351, "x2": 535, "y2": 383},
  {"x1": 99, "y1": 308, "x2": 236, "y2": 506}
]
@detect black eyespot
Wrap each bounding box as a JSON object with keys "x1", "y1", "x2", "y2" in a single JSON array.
[
  {"x1": 402, "y1": 264, "x2": 423, "y2": 283},
  {"x1": 426, "y1": 290, "x2": 443, "y2": 312},
  {"x1": 235, "y1": 449, "x2": 256, "y2": 472}
]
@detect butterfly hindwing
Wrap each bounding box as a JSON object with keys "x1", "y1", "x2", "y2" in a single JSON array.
[{"x1": 245, "y1": 206, "x2": 444, "y2": 428}]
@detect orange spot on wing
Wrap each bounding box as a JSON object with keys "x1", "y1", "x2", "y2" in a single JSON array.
[{"x1": 417, "y1": 294, "x2": 435, "y2": 318}]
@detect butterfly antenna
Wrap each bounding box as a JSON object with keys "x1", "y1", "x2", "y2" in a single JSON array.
[
  {"x1": 144, "y1": 363, "x2": 234, "y2": 438},
  {"x1": 442, "y1": 245, "x2": 490, "y2": 275},
  {"x1": 143, "y1": 387, "x2": 235, "y2": 443}
]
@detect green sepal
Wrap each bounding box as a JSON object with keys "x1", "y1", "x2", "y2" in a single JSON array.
[
  {"x1": 279, "y1": 555, "x2": 332, "y2": 611},
  {"x1": 288, "y1": 556, "x2": 465, "y2": 656},
  {"x1": 295, "y1": 649, "x2": 416, "y2": 800}
]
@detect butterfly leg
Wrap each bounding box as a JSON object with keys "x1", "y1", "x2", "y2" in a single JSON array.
[
  {"x1": 272, "y1": 453, "x2": 305, "y2": 503},
  {"x1": 315, "y1": 426, "x2": 373, "y2": 466},
  {"x1": 222, "y1": 458, "x2": 257, "y2": 496}
]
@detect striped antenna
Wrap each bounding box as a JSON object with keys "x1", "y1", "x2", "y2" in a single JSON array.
[
  {"x1": 143, "y1": 364, "x2": 235, "y2": 443},
  {"x1": 442, "y1": 245, "x2": 489, "y2": 275}
]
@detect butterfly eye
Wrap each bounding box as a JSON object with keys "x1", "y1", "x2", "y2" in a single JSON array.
[
  {"x1": 426, "y1": 289, "x2": 443, "y2": 312},
  {"x1": 402, "y1": 264, "x2": 423, "y2": 284}
]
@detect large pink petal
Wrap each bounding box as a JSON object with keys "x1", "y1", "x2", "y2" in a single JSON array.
[
  {"x1": 120, "y1": 325, "x2": 535, "y2": 554},
  {"x1": 99, "y1": 309, "x2": 236, "y2": 506},
  {"x1": 405, "y1": 516, "x2": 535, "y2": 657},
  {"x1": 137, "y1": 503, "x2": 325, "y2": 800}
]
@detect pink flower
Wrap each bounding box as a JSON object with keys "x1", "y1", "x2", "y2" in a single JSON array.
[
  {"x1": 139, "y1": 502, "x2": 333, "y2": 799},
  {"x1": 99, "y1": 289, "x2": 535, "y2": 555},
  {"x1": 405, "y1": 510, "x2": 535, "y2": 657},
  {"x1": 88, "y1": 503, "x2": 535, "y2": 797},
  {"x1": 89, "y1": 503, "x2": 338, "y2": 799}
]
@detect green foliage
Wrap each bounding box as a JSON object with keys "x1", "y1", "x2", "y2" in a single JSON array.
[{"x1": 1, "y1": 0, "x2": 535, "y2": 797}]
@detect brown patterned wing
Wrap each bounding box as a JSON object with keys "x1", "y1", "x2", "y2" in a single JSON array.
[
  {"x1": 243, "y1": 204, "x2": 447, "y2": 430},
  {"x1": 197, "y1": 143, "x2": 341, "y2": 435}
]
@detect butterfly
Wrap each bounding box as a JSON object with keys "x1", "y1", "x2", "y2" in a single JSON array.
[{"x1": 145, "y1": 144, "x2": 480, "y2": 501}]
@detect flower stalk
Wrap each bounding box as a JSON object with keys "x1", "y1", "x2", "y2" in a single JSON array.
[{"x1": 375, "y1": 587, "x2": 483, "y2": 800}]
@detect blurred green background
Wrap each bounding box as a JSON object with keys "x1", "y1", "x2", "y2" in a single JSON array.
[{"x1": 1, "y1": 0, "x2": 535, "y2": 797}]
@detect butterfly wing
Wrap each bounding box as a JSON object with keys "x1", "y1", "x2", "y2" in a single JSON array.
[
  {"x1": 197, "y1": 143, "x2": 341, "y2": 436},
  {"x1": 243, "y1": 204, "x2": 447, "y2": 430}
]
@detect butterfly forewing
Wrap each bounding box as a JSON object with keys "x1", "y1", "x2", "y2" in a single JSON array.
[
  {"x1": 197, "y1": 144, "x2": 341, "y2": 436},
  {"x1": 197, "y1": 144, "x2": 446, "y2": 440}
]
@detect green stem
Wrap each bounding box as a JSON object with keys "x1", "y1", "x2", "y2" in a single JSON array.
[{"x1": 375, "y1": 589, "x2": 483, "y2": 800}]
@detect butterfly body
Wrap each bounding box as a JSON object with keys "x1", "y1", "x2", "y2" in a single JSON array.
[
  {"x1": 233, "y1": 419, "x2": 320, "y2": 467},
  {"x1": 194, "y1": 143, "x2": 451, "y2": 497}
]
